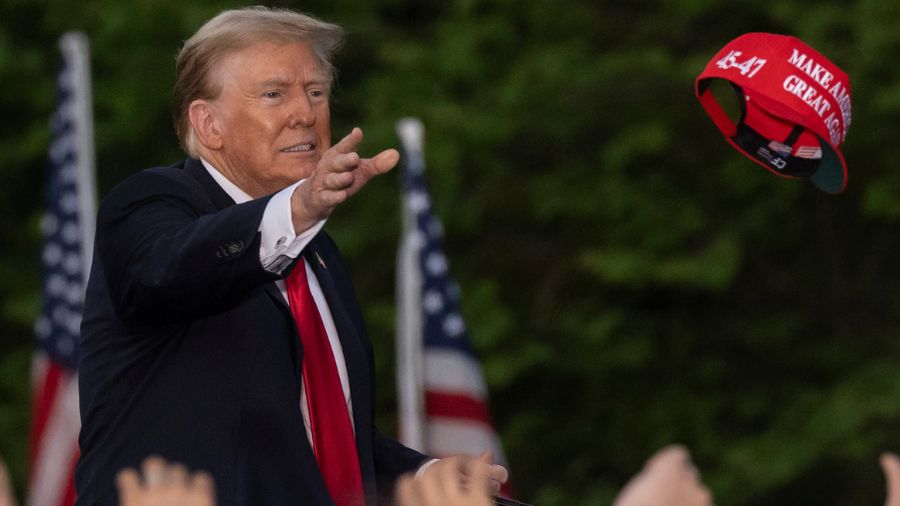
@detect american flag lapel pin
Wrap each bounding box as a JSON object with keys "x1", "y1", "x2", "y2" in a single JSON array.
[{"x1": 315, "y1": 251, "x2": 326, "y2": 270}]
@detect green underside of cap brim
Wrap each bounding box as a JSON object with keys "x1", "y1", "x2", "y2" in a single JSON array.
[{"x1": 810, "y1": 142, "x2": 846, "y2": 194}]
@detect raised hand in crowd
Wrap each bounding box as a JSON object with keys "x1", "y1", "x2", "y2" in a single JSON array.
[
  {"x1": 613, "y1": 445, "x2": 713, "y2": 506},
  {"x1": 116, "y1": 457, "x2": 214, "y2": 506},
  {"x1": 882, "y1": 452, "x2": 900, "y2": 506},
  {"x1": 0, "y1": 458, "x2": 17, "y2": 506},
  {"x1": 395, "y1": 454, "x2": 496, "y2": 506}
]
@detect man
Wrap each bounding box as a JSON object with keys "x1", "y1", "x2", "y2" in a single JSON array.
[{"x1": 75, "y1": 7, "x2": 506, "y2": 505}]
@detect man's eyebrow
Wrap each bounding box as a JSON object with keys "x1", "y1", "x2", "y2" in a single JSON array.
[
  {"x1": 256, "y1": 77, "x2": 293, "y2": 89},
  {"x1": 255, "y1": 75, "x2": 331, "y2": 89}
]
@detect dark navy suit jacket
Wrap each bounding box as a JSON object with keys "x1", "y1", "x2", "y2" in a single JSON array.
[{"x1": 75, "y1": 158, "x2": 427, "y2": 505}]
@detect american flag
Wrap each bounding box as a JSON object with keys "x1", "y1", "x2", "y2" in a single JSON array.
[
  {"x1": 30, "y1": 32, "x2": 96, "y2": 506},
  {"x1": 395, "y1": 119, "x2": 510, "y2": 483}
]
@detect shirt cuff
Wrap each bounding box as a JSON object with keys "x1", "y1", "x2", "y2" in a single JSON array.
[
  {"x1": 414, "y1": 459, "x2": 440, "y2": 480},
  {"x1": 259, "y1": 180, "x2": 326, "y2": 274}
]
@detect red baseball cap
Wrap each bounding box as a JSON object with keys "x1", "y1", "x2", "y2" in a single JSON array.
[{"x1": 696, "y1": 33, "x2": 852, "y2": 194}]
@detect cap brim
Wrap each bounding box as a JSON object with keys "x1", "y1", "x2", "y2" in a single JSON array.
[{"x1": 810, "y1": 142, "x2": 847, "y2": 194}]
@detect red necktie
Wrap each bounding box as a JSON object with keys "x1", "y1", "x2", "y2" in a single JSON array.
[{"x1": 285, "y1": 259, "x2": 365, "y2": 506}]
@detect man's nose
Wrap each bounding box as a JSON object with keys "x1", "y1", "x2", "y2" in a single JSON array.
[{"x1": 288, "y1": 94, "x2": 315, "y2": 127}]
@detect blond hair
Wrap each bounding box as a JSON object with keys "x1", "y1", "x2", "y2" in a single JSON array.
[{"x1": 173, "y1": 6, "x2": 344, "y2": 157}]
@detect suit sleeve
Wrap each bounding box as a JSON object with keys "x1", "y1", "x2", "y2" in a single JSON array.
[
  {"x1": 372, "y1": 428, "x2": 430, "y2": 483},
  {"x1": 96, "y1": 168, "x2": 279, "y2": 323},
  {"x1": 258, "y1": 180, "x2": 326, "y2": 275}
]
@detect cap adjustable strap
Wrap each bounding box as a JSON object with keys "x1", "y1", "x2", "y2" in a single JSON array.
[
  {"x1": 783, "y1": 124, "x2": 804, "y2": 146},
  {"x1": 732, "y1": 122, "x2": 819, "y2": 177}
]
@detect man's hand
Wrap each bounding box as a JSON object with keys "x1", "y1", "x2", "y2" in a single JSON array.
[
  {"x1": 116, "y1": 456, "x2": 215, "y2": 506},
  {"x1": 396, "y1": 455, "x2": 498, "y2": 506},
  {"x1": 291, "y1": 127, "x2": 399, "y2": 233},
  {"x1": 613, "y1": 445, "x2": 713, "y2": 506},
  {"x1": 473, "y1": 451, "x2": 510, "y2": 497}
]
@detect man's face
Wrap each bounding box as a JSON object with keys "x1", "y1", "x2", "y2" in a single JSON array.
[{"x1": 209, "y1": 41, "x2": 332, "y2": 196}]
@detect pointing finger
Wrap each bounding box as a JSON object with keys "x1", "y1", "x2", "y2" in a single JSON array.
[{"x1": 330, "y1": 127, "x2": 364, "y2": 155}]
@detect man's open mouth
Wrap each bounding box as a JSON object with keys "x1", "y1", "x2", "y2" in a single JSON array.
[{"x1": 281, "y1": 143, "x2": 314, "y2": 153}]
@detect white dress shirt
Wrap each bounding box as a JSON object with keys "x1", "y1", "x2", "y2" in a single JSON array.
[{"x1": 201, "y1": 159, "x2": 354, "y2": 442}]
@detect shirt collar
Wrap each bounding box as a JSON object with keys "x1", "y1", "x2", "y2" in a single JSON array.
[{"x1": 200, "y1": 158, "x2": 253, "y2": 204}]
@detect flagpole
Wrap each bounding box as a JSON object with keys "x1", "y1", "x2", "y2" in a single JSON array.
[
  {"x1": 395, "y1": 118, "x2": 426, "y2": 452},
  {"x1": 59, "y1": 32, "x2": 97, "y2": 285}
]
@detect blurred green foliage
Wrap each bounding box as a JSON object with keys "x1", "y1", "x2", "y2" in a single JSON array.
[{"x1": 2, "y1": 0, "x2": 900, "y2": 504}]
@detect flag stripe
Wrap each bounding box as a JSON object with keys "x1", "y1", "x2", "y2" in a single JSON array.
[
  {"x1": 423, "y1": 349, "x2": 487, "y2": 399},
  {"x1": 425, "y1": 391, "x2": 492, "y2": 425},
  {"x1": 29, "y1": 356, "x2": 63, "y2": 476},
  {"x1": 27, "y1": 375, "x2": 80, "y2": 506},
  {"x1": 31, "y1": 354, "x2": 50, "y2": 398},
  {"x1": 63, "y1": 448, "x2": 80, "y2": 506},
  {"x1": 425, "y1": 418, "x2": 508, "y2": 464}
]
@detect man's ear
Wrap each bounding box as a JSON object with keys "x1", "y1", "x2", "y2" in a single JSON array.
[{"x1": 188, "y1": 99, "x2": 224, "y2": 151}]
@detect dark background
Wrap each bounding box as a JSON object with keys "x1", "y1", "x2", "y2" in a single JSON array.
[{"x1": 2, "y1": 1, "x2": 900, "y2": 504}]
